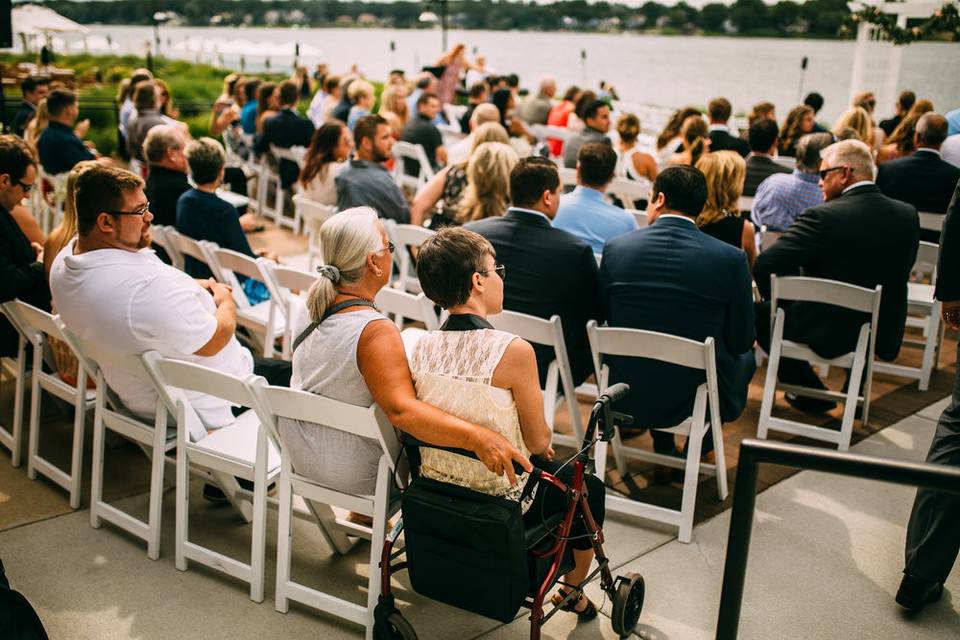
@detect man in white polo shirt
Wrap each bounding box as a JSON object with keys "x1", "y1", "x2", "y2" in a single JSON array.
[{"x1": 50, "y1": 164, "x2": 286, "y2": 429}]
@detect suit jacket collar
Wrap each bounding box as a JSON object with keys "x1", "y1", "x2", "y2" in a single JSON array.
[
  {"x1": 505, "y1": 207, "x2": 552, "y2": 227},
  {"x1": 839, "y1": 182, "x2": 879, "y2": 198},
  {"x1": 654, "y1": 214, "x2": 698, "y2": 230}
]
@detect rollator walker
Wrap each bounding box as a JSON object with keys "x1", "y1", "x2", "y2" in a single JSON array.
[{"x1": 373, "y1": 383, "x2": 645, "y2": 639}]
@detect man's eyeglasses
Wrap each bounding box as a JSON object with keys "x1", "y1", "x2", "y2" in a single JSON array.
[
  {"x1": 480, "y1": 264, "x2": 506, "y2": 280},
  {"x1": 17, "y1": 180, "x2": 34, "y2": 193},
  {"x1": 819, "y1": 166, "x2": 847, "y2": 180},
  {"x1": 104, "y1": 202, "x2": 151, "y2": 217},
  {"x1": 376, "y1": 241, "x2": 396, "y2": 255}
]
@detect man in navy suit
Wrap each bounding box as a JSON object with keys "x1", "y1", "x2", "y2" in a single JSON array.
[
  {"x1": 599, "y1": 165, "x2": 756, "y2": 456},
  {"x1": 877, "y1": 113, "x2": 960, "y2": 242},
  {"x1": 255, "y1": 80, "x2": 315, "y2": 190},
  {"x1": 707, "y1": 97, "x2": 750, "y2": 158}
]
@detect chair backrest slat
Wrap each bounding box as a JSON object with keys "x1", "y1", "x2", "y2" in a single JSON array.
[
  {"x1": 626, "y1": 209, "x2": 648, "y2": 228},
  {"x1": 375, "y1": 288, "x2": 440, "y2": 330},
  {"x1": 5, "y1": 300, "x2": 63, "y2": 341},
  {"x1": 771, "y1": 276, "x2": 880, "y2": 313},
  {"x1": 588, "y1": 322, "x2": 711, "y2": 371},
  {"x1": 213, "y1": 247, "x2": 263, "y2": 282},
  {"x1": 487, "y1": 310, "x2": 560, "y2": 347},
  {"x1": 609, "y1": 177, "x2": 651, "y2": 202},
  {"x1": 149, "y1": 354, "x2": 261, "y2": 409},
  {"x1": 257, "y1": 385, "x2": 385, "y2": 441},
  {"x1": 918, "y1": 211, "x2": 944, "y2": 233}
]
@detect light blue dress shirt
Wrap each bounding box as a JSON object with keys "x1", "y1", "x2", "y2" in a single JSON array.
[{"x1": 553, "y1": 186, "x2": 638, "y2": 254}]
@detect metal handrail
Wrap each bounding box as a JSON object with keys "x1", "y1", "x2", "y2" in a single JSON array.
[{"x1": 716, "y1": 438, "x2": 960, "y2": 640}]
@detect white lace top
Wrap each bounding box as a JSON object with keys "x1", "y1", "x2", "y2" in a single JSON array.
[{"x1": 409, "y1": 327, "x2": 530, "y2": 501}]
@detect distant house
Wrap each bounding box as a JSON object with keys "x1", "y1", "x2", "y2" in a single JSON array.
[
  {"x1": 335, "y1": 15, "x2": 354, "y2": 25},
  {"x1": 357, "y1": 13, "x2": 379, "y2": 25}
]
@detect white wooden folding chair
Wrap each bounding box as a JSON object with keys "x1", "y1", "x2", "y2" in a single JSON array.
[
  {"x1": 216, "y1": 188, "x2": 250, "y2": 211},
  {"x1": 873, "y1": 241, "x2": 943, "y2": 391},
  {"x1": 918, "y1": 211, "x2": 944, "y2": 236},
  {"x1": 758, "y1": 225, "x2": 783, "y2": 252},
  {"x1": 375, "y1": 287, "x2": 440, "y2": 331},
  {"x1": 35, "y1": 168, "x2": 68, "y2": 235},
  {"x1": 489, "y1": 311, "x2": 584, "y2": 448},
  {"x1": 269, "y1": 144, "x2": 307, "y2": 232},
  {"x1": 774, "y1": 155, "x2": 796, "y2": 170},
  {"x1": 292, "y1": 193, "x2": 338, "y2": 269},
  {"x1": 382, "y1": 220, "x2": 435, "y2": 294},
  {"x1": 391, "y1": 141, "x2": 435, "y2": 191},
  {"x1": 234, "y1": 131, "x2": 266, "y2": 217},
  {"x1": 257, "y1": 260, "x2": 317, "y2": 361},
  {"x1": 757, "y1": 276, "x2": 882, "y2": 452},
  {"x1": 626, "y1": 209, "x2": 648, "y2": 228},
  {"x1": 149, "y1": 225, "x2": 183, "y2": 270},
  {"x1": 557, "y1": 166, "x2": 577, "y2": 188},
  {"x1": 2, "y1": 302, "x2": 95, "y2": 508},
  {"x1": 209, "y1": 248, "x2": 285, "y2": 357},
  {"x1": 586, "y1": 320, "x2": 727, "y2": 544},
  {"x1": 609, "y1": 177, "x2": 651, "y2": 208},
  {"x1": 0, "y1": 305, "x2": 29, "y2": 467},
  {"x1": 142, "y1": 353, "x2": 280, "y2": 603},
  {"x1": 251, "y1": 384, "x2": 404, "y2": 640},
  {"x1": 532, "y1": 124, "x2": 572, "y2": 162},
  {"x1": 165, "y1": 228, "x2": 221, "y2": 278}
]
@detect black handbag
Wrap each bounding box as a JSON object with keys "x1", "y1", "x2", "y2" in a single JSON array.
[{"x1": 401, "y1": 476, "x2": 530, "y2": 623}]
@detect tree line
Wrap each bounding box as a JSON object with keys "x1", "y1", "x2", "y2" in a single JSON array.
[{"x1": 36, "y1": 0, "x2": 864, "y2": 38}]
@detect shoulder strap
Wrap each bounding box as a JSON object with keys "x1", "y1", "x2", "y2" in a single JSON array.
[{"x1": 291, "y1": 298, "x2": 377, "y2": 354}]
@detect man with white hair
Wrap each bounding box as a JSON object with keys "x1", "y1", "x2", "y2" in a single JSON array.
[
  {"x1": 754, "y1": 139, "x2": 919, "y2": 413},
  {"x1": 447, "y1": 103, "x2": 501, "y2": 166},
  {"x1": 519, "y1": 75, "x2": 556, "y2": 125},
  {"x1": 142, "y1": 125, "x2": 189, "y2": 228}
]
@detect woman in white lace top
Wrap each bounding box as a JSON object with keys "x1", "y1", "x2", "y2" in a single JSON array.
[{"x1": 411, "y1": 227, "x2": 607, "y2": 619}]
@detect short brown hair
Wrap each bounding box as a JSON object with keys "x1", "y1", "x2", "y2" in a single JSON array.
[
  {"x1": 577, "y1": 142, "x2": 617, "y2": 187},
  {"x1": 46, "y1": 88, "x2": 77, "y2": 117},
  {"x1": 75, "y1": 165, "x2": 144, "y2": 235},
  {"x1": 510, "y1": 156, "x2": 559, "y2": 208},
  {"x1": 353, "y1": 114, "x2": 387, "y2": 149},
  {"x1": 416, "y1": 227, "x2": 496, "y2": 309},
  {"x1": 278, "y1": 80, "x2": 299, "y2": 106},
  {"x1": 708, "y1": 97, "x2": 732, "y2": 122},
  {"x1": 0, "y1": 135, "x2": 37, "y2": 183},
  {"x1": 134, "y1": 81, "x2": 157, "y2": 111}
]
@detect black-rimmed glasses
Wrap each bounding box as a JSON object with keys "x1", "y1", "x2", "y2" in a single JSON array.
[
  {"x1": 377, "y1": 241, "x2": 396, "y2": 255},
  {"x1": 17, "y1": 180, "x2": 34, "y2": 193},
  {"x1": 104, "y1": 202, "x2": 151, "y2": 217},
  {"x1": 480, "y1": 264, "x2": 506, "y2": 280},
  {"x1": 819, "y1": 166, "x2": 847, "y2": 180}
]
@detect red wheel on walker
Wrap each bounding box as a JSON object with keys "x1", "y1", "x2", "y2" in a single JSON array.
[
  {"x1": 374, "y1": 611, "x2": 418, "y2": 640},
  {"x1": 610, "y1": 572, "x2": 645, "y2": 638}
]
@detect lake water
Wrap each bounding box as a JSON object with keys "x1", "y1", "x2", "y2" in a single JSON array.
[{"x1": 71, "y1": 25, "x2": 960, "y2": 124}]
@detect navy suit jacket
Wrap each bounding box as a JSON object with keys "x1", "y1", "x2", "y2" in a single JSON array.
[
  {"x1": 877, "y1": 149, "x2": 960, "y2": 242},
  {"x1": 465, "y1": 209, "x2": 602, "y2": 386},
  {"x1": 599, "y1": 216, "x2": 756, "y2": 428},
  {"x1": 255, "y1": 108, "x2": 314, "y2": 189},
  {"x1": 709, "y1": 128, "x2": 750, "y2": 157}
]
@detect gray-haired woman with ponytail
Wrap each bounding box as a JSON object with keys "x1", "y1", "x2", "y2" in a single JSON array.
[{"x1": 281, "y1": 207, "x2": 531, "y2": 502}]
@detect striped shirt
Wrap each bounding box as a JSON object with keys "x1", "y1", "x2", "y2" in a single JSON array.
[{"x1": 752, "y1": 169, "x2": 824, "y2": 232}]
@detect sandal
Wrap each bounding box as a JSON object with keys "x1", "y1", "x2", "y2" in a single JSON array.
[{"x1": 551, "y1": 588, "x2": 598, "y2": 621}]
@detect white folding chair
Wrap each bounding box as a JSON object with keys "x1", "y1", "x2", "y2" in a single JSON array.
[
  {"x1": 758, "y1": 225, "x2": 783, "y2": 252},
  {"x1": 757, "y1": 276, "x2": 882, "y2": 452},
  {"x1": 269, "y1": 144, "x2": 307, "y2": 232},
  {"x1": 391, "y1": 141, "x2": 435, "y2": 191},
  {"x1": 774, "y1": 155, "x2": 796, "y2": 170},
  {"x1": 609, "y1": 177, "x2": 651, "y2": 207},
  {"x1": 149, "y1": 225, "x2": 183, "y2": 270},
  {"x1": 165, "y1": 228, "x2": 221, "y2": 278},
  {"x1": 251, "y1": 385, "x2": 404, "y2": 640},
  {"x1": 737, "y1": 195, "x2": 754, "y2": 213},
  {"x1": 3, "y1": 302, "x2": 95, "y2": 508},
  {"x1": 375, "y1": 287, "x2": 440, "y2": 332},
  {"x1": 586, "y1": 320, "x2": 727, "y2": 544},
  {"x1": 216, "y1": 188, "x2": 250, "y2": 211},
  {"x1": 918, "y1": 211, "x2": 944, "y2": 236},
  {"x1": 292, "y1": 193, "x2": 337, "y2": 269},
  {"x1": 142, "y1": 353, "x2": 279, "y2": 603},
  {"x1": 257, "y1": 260, "x2": 317, "y2": 361},
  {"x1": 209, "y1": 248, "x2": 285, "y2": 357},
  {"x1": 235, "y1": 131, "x2": 265, "y2": 217},
  {"x1": 382, "y1": 220, "x2": 435, "y2": 294},
  {"x1": 627, "y1": 209, "x2": 648, "y2": 228},
  {"x1": 557, "y1": 166, "x2": 577, "y2": 188},
  {"x1": 873, "y1": 241, "x2": 943, "y2": 391},
  {"x1": 532, "y1": 124, "x2": 573, "y2": 162},
  {"x1": 489, "y1": 311, "x2": 584, "y2": 448},
  {"x1": 0, "y1": 305, "x2": 29, "y2": 467},
  {"x1": 35, "y1": 168, "x2": 68, "y2": 235}
]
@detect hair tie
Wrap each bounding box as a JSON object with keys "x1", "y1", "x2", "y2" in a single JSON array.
[{"x1": 317, "y1": 264, "x2": 341, "y2": 284}]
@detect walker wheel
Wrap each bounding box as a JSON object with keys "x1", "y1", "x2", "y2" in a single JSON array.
[
  {"x1": 374, "y1": 611, "x2": 418, "y2": 640},
  {"x1": 610, "y1": 572, "x2": 645, "y2": 638}
]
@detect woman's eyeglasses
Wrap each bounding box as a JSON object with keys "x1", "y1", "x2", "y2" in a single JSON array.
[
  {"x1": 376, "y1": 241, "x2": 396, "y2": 255},
  {"x1": 480, "y1": 264, "x2": 506, "y2": 280}
]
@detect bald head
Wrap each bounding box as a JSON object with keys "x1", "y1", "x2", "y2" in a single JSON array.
[
  {"x1": 471, "y1": 103, "x2": 500, "y2": 130},
  {"x1": 916, "y1": 113, "x2": 949, "y2": 149}
]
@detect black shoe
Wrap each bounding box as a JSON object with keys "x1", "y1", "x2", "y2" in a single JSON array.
[
  {"x1": 896, "y1": 573, "x2": 944, "y2": 612},
  {"x1": 785, "y1": 393, "x2": 837, "y2": 414},
  {"x1": 236, "y1": 478, "x2": 276, "y2": 493},
  {"x1": 202, "y1": 483, "x2": 229, "y2": 504}
]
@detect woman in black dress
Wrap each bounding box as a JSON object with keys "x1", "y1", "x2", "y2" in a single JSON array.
[{"x1": 695, "y1": 151, "x2": 757, "y2": 267}]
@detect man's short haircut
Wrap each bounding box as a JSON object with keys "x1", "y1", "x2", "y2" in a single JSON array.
[
  {"x1": 142, "y1": 125, "x2": 184, "y2": 164},
  {"x1": 916, "y1": 112, "x2": 949, "y2": 147},
  {"x1": 898, "y1": 90, "x2": 916, "y2": 112},
  {"x1": 468, "y1": 82, "x2": 487, "y2": 99},
  {"x1": 471, "y1": 103, "x2": 500, "y2": 127},
  {"x1": 0, "y1": 135, "x2": 37, "y2": 183},
  {"x1": 46, "y1": 88, "x2": 77, "y2": 118},
  {"x1": 133, "y1": 81, "x2": 157, "y2": 111},
  {"x1": 708, "y1": 97, "x2": 732, "y2": 122},
  {"x1": 577, "y1": 142, "x2": 617, "y2": 187},
  {"x1": 804, "y1": 92, "x2": 824, "y2": 113},
  {"x1": 184, "y1": 137, "x2": 226, "y2": 185},
  {"x1": 510, "y1": 156, "x2": 560, "y2": 208},
  {"x1": 20, "y1": 76, "x2": 48, "y2": 96},
  {"x1": 417, "y1": 91, "x2": 439, "y2": 109},
  {"x1": 651, "y1": 165, "x2": 708, "y2": 218},
  {"x1": 416, "y1": 227, "x2": 496, "y2": 309},
  {"x1": 129, "y1": 69, "x2": 153, "y2": 88},
  {"x1": 748, "y1": 119, "x2": 780, "y2": 152},
  {"x1": 795, "y1": 132, "x2": 834, "y2": 174},
  {"x1": 323, "y1": 74, "x2": 340, "y2": 94},
  {"x1": 820, "y1": 139, "x2": 875, "y2": 180},
  {"x1": 353, "y1": 114, "x2": 388, "y2": 148},
  {"x1": 583, "y1": 99, "x2": 608, "y2": 122},
  {"x1": 278, "y1": 80, "x2": 299, "y2": 105},
  {"x1": 507, "y1": 74, "x2": 519, "y2": 88},
  {"x1": 244, "y1": 78, "x2": 262, "y2": 101},
  {"x1": 75, "y1": 165, "x2": 144, "y2": 236}
]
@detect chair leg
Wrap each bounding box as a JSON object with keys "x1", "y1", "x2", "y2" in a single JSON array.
[
  {"x1": 175, "y1": 438, "x2": 189, "y2": 571},
  {"x1": 68, "y1": 377, "x2": 88, "y2": 510},
  {"x1": 10, "y1": 337, "x2": 27, "y2": 468},
  {"x1": 90, "y1": 389, "x2": 106, "y2": 529},
  {"x1": 249, "y1": 432, "x2": 269, "y2": 603},
  {"x1": 366, "y1": 458, "x2": 391, "y2": 640},
  {"x1": 275, "y1": 461, "x2": 293, "y2": 614},
  {"x1": 678, "y1": 421, "x2": 704, "y2": 544},
  {"x1": 918, "y1": 311, "x2": 940, "y2": 392},
  {"x1": 839, "y1": 360, "x2": 866, "y2": 453},
  {"x1": 26, "y1": 343, "x2": 42, "y2": 481},
  {"x1": 757, "y1": 318, "x2": 784, "y2": 441},
  {"x1": 146, "y1": 421, "x2": 167, "y2": 560}
]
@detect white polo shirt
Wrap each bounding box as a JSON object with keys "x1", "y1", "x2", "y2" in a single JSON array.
[{"x1": 50, "y1": 239, "x2": 253, "y2": 428}]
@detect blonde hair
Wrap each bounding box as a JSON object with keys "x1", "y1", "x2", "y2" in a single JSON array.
[
  {"x1": 378, "y1": 83, "x2": 408, "y2": 124},
  {"x1": 348, "y1": 79, "x2": 374, "y2": 103},
  {"x1": 680, "y1": 115, "x2": 709, "y2": 166},
  {"x1": 469, "y1": 121, "x2": 509, "y2": 154},
  {"x1": 25, "y1": 99, "x2": 49, "y2": 150},
  {"x1": 49, "y1": 160, "x2": 99, "y2": 259},
  {"x1": 458, "y1": 142, "x2": 518, "y2": 223},
  {"x1": 833, "y1": 107, "x2": 874, "y2": 146},
  {"x1": 695, "y1": 151, "x2": 746, "y2": 227},
  {"x1": 305, "y1": 207, "x2": 383, "y2": 322}
]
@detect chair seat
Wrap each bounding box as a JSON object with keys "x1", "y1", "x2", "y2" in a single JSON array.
[
  {"x1": 195, "y1": 410, "x2": 280, "y2": 474},
  {"x1": 217, "y1": 189, "x2": 249, "y2": 209},
  {"x1": 238, "y1": 301, "x2": 285, "y2": 335},
  {"x1": 907, "y1": 282, "x2": 935, "y2": 307}
]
